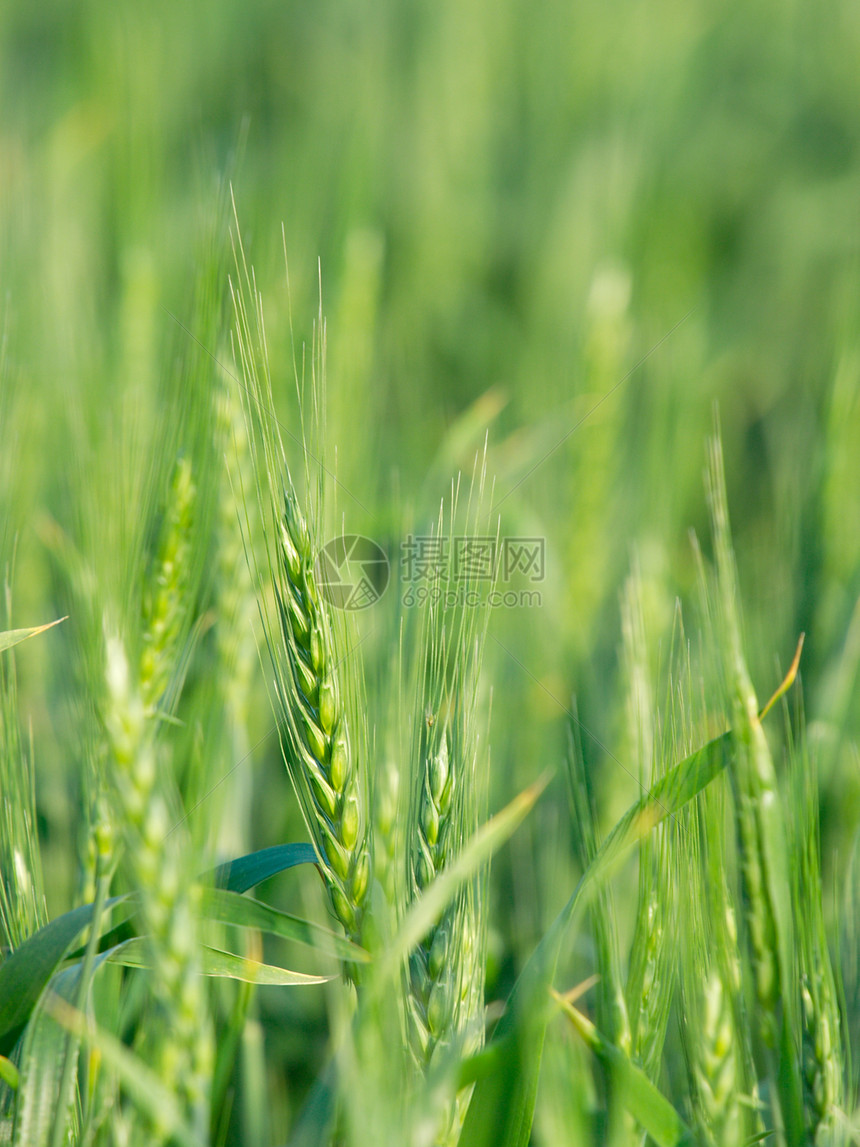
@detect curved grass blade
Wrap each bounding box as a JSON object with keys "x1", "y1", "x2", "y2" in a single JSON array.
[
  {"x1": 0, "y1": 618, "x2": 66, "y2": 654},
  {"x1": 209, "y1": 842, "x2": 319, "y2": 893},
  {"x1": 0, "y1": 895, "x2": 129, "y2": 1056},
  {"x1": 67, "y1": 851, "x2": 324, "y2": 961},
  {"x1": 200, "y1": 888, "x2": 369, "y2": 963},
  {"x1": 13, "y1": 965, "x2": 81, "y2": 1147},
  {"x1": 459, "y1": 731, "x2": 732, "y2": 1147},
  {"x1": 103, "y1": 937, "x2": 335, "y2": 986},
  {"x1": 14, "y1": 994, "x2": 67, "y2": 1147},
  {"x1": 65, "y1": 915, "x2": 137, "y2": 961}
]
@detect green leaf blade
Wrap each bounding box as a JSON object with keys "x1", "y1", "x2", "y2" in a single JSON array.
[
  {"x1": 209, "y1": 843, "x2": 319, "y2": 893},
  {"x1": 104, "y1": 938, "x2": 336, "y2": 986},
  {"x1": 0, "y1": 896, "x2": 128, "y2": 1056},
  {"x1": 200, "y1": 887, "x2": 370, "y2": 963}
]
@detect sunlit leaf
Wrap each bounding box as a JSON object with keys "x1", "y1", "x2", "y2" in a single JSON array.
[
  {"x1": 103, "y1": 938, "x2": 336, "y2": 986},
  {"x1": 0, "y1": 618, "x2": 66, "y2": 653}
]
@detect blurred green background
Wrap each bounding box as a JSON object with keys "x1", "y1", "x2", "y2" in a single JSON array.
[{"x1": 2, "y1": 0, "x2": 860, "y2": 1134}]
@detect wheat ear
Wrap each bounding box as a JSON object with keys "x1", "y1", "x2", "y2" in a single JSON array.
[
  {"x1": 405, "y1": 471, "x2": 493, "y2": 1101},
  {"x1": 227, "y1": 210, "x2": 370, "y2": 947},
  {"x1": 272, "y1": 489, "x2": 370, "y2": 942},
  {"x1": 407, "y1": 729, "x2": 459, "y2": 1059},
  {"x1": 103, "y1": 634, "x2": 212, "y2": 1139},
  {"x1": 140, "y1": 455, "x2": 195, "y2": 715}
]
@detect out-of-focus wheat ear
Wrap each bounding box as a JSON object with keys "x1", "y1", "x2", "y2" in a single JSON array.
[
  {"x1": 694, "y1": 967, "x2": 740, "y2": 1145},
  {"x1": 212, "y1": 375, "x2": 260, "y2": 860},
  {"x1": 620, "y1": 560, "x2": 654, "y2": 788},
  {"x1": 374, "y1": 755, "x2": 402, "y2": 909},
  {"x1": 140, "y1": 455, "x2": 196, "y2": 715},
  {"x1": 214, "y1": 375, "x2": 258, "y2": 741},
  {"x1": 103, "y1": 632, "x2": 212, "y2": 1138}
]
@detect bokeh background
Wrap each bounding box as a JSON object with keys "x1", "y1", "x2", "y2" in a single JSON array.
[{"x1": 2, "y1": 0, "x2": 860, "y2": 1137}]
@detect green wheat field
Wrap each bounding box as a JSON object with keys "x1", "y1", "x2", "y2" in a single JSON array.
[{"x1": 2, "y1": 2, "x2": 860, "y2": 1145}]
